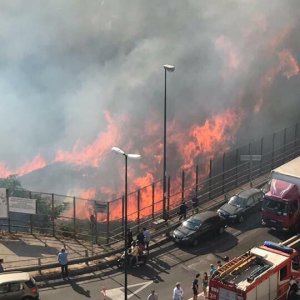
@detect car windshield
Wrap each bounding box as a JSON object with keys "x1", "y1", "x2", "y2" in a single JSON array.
[
  {"x1": 263, "y1": 197, "x2": 288, "y2": 214},
  {"x1": 182, "y1": 218, "x2": 202, "y2": 230},
  {"x1": 228, "y1": 195, "x2": 246, "y2": 207}
]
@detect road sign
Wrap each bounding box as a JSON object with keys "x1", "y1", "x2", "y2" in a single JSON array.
[
  {"x1": 94, "y1": 201, "x2": 107, "y2": 213},
  {"x1": 104, "y1": 281, "x2": 153, "y2": 299},
  {"x1": 240, "y1": 154, "x2": 262, "y2": 161}
]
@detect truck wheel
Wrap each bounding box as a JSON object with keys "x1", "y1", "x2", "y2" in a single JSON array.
[{"x1": 237, "y1": 215, "x2": 244, "y2": 223}]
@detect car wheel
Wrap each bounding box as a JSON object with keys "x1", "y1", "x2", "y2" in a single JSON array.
[
  {"x1": 218, "y1": 226, "x2": 225, "y2": 234},
  {"x1": 237, "y1": 215, "x2": 244, "y2": 223},
  {"x1": 192, "y1": 239, "x2": 199, "y2": 246}
]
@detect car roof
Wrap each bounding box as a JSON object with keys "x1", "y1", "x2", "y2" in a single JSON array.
[
  {"x1": 190, "y1": 210, "x2": 217, "y2": 221},
  {"x1": 0, "y1": 272, "x2": 31, "y2": 284},
  {"x1": 237, "y1": 188, "x2": 261, "y2": 198}
]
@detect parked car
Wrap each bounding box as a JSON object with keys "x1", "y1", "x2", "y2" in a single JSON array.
[
  {"x1": 0, "y1": 271, "x2": 39, "y2": 300},
  {"x1": 217, "y1": 188, "x2": 264, "y2": 223},
  {"x1": 172, "y1": 211, "x2": 227, "y2": 246}
]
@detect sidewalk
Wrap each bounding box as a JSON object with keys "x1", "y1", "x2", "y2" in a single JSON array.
[{"x1": 0, "y1": 174, "x2": 268, "y2": 281}]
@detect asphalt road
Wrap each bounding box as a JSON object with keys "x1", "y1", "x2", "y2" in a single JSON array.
[{"x1": 39, "y1": 213, "x2": 287, "y2": 300}]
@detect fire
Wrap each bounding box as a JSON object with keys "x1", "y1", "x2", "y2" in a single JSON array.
[
  {"x1": 0, "y1": 155, "x2": 47, "y2": 178},
  {"x1": 54, "y1": 111, "x2": 121, "y2": 167}
]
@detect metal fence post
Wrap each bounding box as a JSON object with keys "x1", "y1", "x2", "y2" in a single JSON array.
[
  {"x1": 195, "y1": 165, "x2": 199, "y2": 196},
  {"x1": 167, "y1": 176, "x2": 170, "y2": 211},
  {"x1": 283, "y1": 128, "x2": 287, "y2": 161},
  {"x1": 51, "y1": 194, "x2": 55, "y2": 237},
  {"x1": 295, "y1": 123, "x2": 298, "y2": 157},
  {"x1": 235, "y1": 149, "x2": 239, "y2": 187},
  {"x1": 222, "y1": 153, "x2": 225, "y2": 194},
  {"x1": 73, "y1": 197, "x2": 76, "y2": 239},
  {"x1": 137, "y1": 190, "x2": 140, "y2": 231},
  {"x1": 29, "y1": 191, "x2": 33, "y2": 234},
  {"x1": 248, "y1": 143, "x2": 251, "y2": 183},
  {"x1": 272, "y1": 132, "x2": 276, "y2": 169},
  {"x1": 260, "y1": 137, "x2": 264, "y2": 174},
  {"x1": 122, "y1": 196, "x2": 125, "y2": 237},
  {"x1": 181, "y1": 170, "x2": 185, "y2": 201},
  {"x1": 6, "y1": 189, "x2": 10, "y2": 233},
  {"x1": 151, "y1": 183, "x2": 155, "y2": 219},
  {"x1": 209, "y1": 159, "x2": 212, "y2": 199},
  {"x1": 106, "y1": 202, "x2": 110, "y2": 244}
]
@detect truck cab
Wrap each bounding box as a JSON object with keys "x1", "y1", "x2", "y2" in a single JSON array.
[{"x1": 262, "y1": 179, "x2": 300, "y2": 232}]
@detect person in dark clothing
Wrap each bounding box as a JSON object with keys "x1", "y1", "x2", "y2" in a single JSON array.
[
  {"x1": 192, "y1": 273, "x2": 200, "y2": 300},
  {"x1": 126, "y1": 228, "x2": 133, "y2": 248},
  {"x1": 191, "y1": 196, "x2": 199, "y2": 214},
  {"x1": 178, "y1": 201, "x2": 188, "y2": 221},
  {"x1": 136, "y1": 230, "x2": 145, "y2": 245}
]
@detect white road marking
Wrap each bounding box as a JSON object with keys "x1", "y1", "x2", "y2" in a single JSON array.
[{"x1": 105, "y1": 281, "x2": 153, "y2": 299}]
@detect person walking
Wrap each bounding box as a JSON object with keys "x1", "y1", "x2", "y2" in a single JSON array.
[
  {"x1": 58, "y1": 247, "x2": 69, "y2": 278},
  {"x1": 192, "y1": 273, "x2": 200, "y2": 300},
  {"x1": 0, "y1": 259, "x2": 4, "y2": 273},
  {"x1": 210, "y1": 264, "x2": 217, "y2": 276},
  {"x1": 178, "y1": 201, "x2": 188, "y2": 221},
  {"x1": 143, "y1": 227, "x2": 151, "y2": 250},
  {"x1": 147, "y1": 289, "x2": 158, "y2": 300},
  {"x1": 173, "y1": 282, "x2": 184, "y2": 300},
  {"x1": 202, "y1": 272, "x2": 209, "y2": 298},
  {"x1": 217, "y1": 260, "x2": 222, "y2": 269},
  {"x1": 137, "y1": 230, "x2": 145, "y2": 245}
]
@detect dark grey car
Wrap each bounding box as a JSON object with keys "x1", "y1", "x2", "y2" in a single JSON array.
[
  {"x1": 217, "y1": 188, "x2": 263, "y2": 223},
  {"x1": 172, "y1": 211, "x2": 227, "y2": 246}
]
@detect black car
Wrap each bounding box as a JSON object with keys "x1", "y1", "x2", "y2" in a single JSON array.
[
  {"x1": 217, "y1": 188, "x2": 263, "y2": 223},
  {"x1": 172, "y1": 211, "x2": 226, "y2": 246}
]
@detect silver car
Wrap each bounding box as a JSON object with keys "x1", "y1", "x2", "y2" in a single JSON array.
[{"x1": 0, "y1": 272, "x2": 39, "y2": 300}]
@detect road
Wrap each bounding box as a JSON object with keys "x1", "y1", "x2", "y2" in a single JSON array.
[{"x1": 40, "y1": 213, "x2": 287, "y2": 300}]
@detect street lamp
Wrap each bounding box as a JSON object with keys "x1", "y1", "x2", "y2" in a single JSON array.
[
  {"x1": 111, "y1": 146, "x2": 141, "y2": 300},
  {"x1": 162, "y1": 64, "x2": 175, "y2": 220}
]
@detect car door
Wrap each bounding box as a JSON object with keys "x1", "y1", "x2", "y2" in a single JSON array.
[
  {"x1": 0, "y1": 282, "x2": 23, "y2": 300},
  {"x1": 253, "y1": 192, "x2": 263, "y2": 211},
  {"x1": 245, "y1": 196, "x2": 256, "y2": 215}
]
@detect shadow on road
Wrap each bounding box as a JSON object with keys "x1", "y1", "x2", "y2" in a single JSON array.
[{"x1": 69, "y1": 279, "x2": 91, "y2": 298}]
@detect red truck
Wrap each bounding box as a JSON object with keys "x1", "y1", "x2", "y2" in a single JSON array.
[
  {"x1": 262, "y1": 156, "x2": 300, "y2": 232},
  {"x1": 208, "y1": 235, "x2": 300, "y2": 300}
]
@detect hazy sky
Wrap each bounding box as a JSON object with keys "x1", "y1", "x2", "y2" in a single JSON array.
[{"x1": 0, "y1": 0, "x2": 299, "y2": 175}]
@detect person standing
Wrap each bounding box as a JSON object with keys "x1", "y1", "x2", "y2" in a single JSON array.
[
  {"x1": 147, "y1": 289, "x2": 158, "y2": 300},
  {"x1": 137, "y1": 230, "x2": 145, "y2": 245},
  {"x1": 0, "y1": 259, "x2": 4, "y2": 273},
  {"x1": 126, "y1": 228, "x2": 133, "y2": 248},
  {"x1": 173, "y1": 282, "x2": 184, "y2": 300},
  {"x1": 58, "y1": 248, "x2": 69, "y2": 278},
  {"x1": 143, "y1": 227, "x2": 151, "y2": 250},
  {"x1": 217, "y1": 260, "x2": 222, "y2": 269},
  {"x1": 202, "y1": 272, "x2": 209, "y2": 298},
  {"x1": 178, "y1": 201, "x2": 188, "y2": 221},
  {"x1": 210, "y1": 264, "x2": 217, "y2": 276},
  {"x1": 192, "y1": 273, "x2": 200, "y2": 300}
]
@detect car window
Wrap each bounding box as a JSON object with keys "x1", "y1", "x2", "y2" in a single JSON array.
[
  {"x1": 0, "y1": 283, "x2": 9, "y2": 294},
  {"x1": 253, "y1": 193, "x2": 262, "y2": 203},
  {"x1": 10, "y1": 282, "x2": 21, "y2": 292},
  {"x1": 229, "y1": 196, "x2": 246, "y2": 207},
  {"x1": 25, "y1": 280, "x2": 35, "y2": 288},
  {"x1": 182, "y1": 218, "x2": 202, "y2": 230},
  {"x1": 201, "y1": 219, "x2": 215, "y2": 230},
  {"x1": 246, "y1": 196, "x2": 254, "y2": 206}
]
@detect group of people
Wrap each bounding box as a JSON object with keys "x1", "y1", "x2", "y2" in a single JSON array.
[
  {"x1": 146, "y1": 256, "x2": 229, "y2": 300},
  {"x1": 126, "y1": 227, "x2": 151, "y2": 265},
  {"x1": 178, "y1": 195, "x2": 199, "y2": 221}
]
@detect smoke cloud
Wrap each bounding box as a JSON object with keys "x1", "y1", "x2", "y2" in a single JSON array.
[{"x1": 0, "y1": 0, "x2": 299, "y2": 194}]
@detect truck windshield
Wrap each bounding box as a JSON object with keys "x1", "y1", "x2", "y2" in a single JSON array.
[{"x1": 263, "y1": 197, "x2": 288, "y2": 214}]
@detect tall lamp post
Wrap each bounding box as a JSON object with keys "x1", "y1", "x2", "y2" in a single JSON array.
[
  {"x1": 111, "y1": 146, "x2": 141, "y2": 300},
  {"x1": 162, "y1": 64, "x2": 175, "y2": 220}
]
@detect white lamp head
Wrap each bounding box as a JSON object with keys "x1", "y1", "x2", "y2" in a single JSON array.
[
  {"x1": 111, "y1": 146, "x2": 125, "y2": 155},
  {"x1": 164, "y1": 64, "x2": 175, "y2": 72},
  {"x1": 128, "y1": 154, "x2": 141, "y2": 159}
]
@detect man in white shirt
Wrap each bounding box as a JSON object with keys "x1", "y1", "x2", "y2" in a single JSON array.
[{"x1": 173, "y1": 282, "x2": 184, "y2": 300}]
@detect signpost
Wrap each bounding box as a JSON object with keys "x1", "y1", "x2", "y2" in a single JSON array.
[
  {"x1": 8, "y1": 197, "x2": 37, "y2": 214},
  {"x1": 94, "y1": 201, "x2": 108, "y2": 213},
  {"x1": 0, "y1": 188, "x2": 7, "y2": 218}
]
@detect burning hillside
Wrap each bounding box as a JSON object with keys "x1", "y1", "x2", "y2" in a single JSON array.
[{"x1": 0, "y1": 1, "x2": 300, "y2": 221}]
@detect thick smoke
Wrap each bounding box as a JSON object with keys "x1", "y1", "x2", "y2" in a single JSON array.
[{"x1": 0, "y1": 0, "x2": 299, "y2": 193}]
